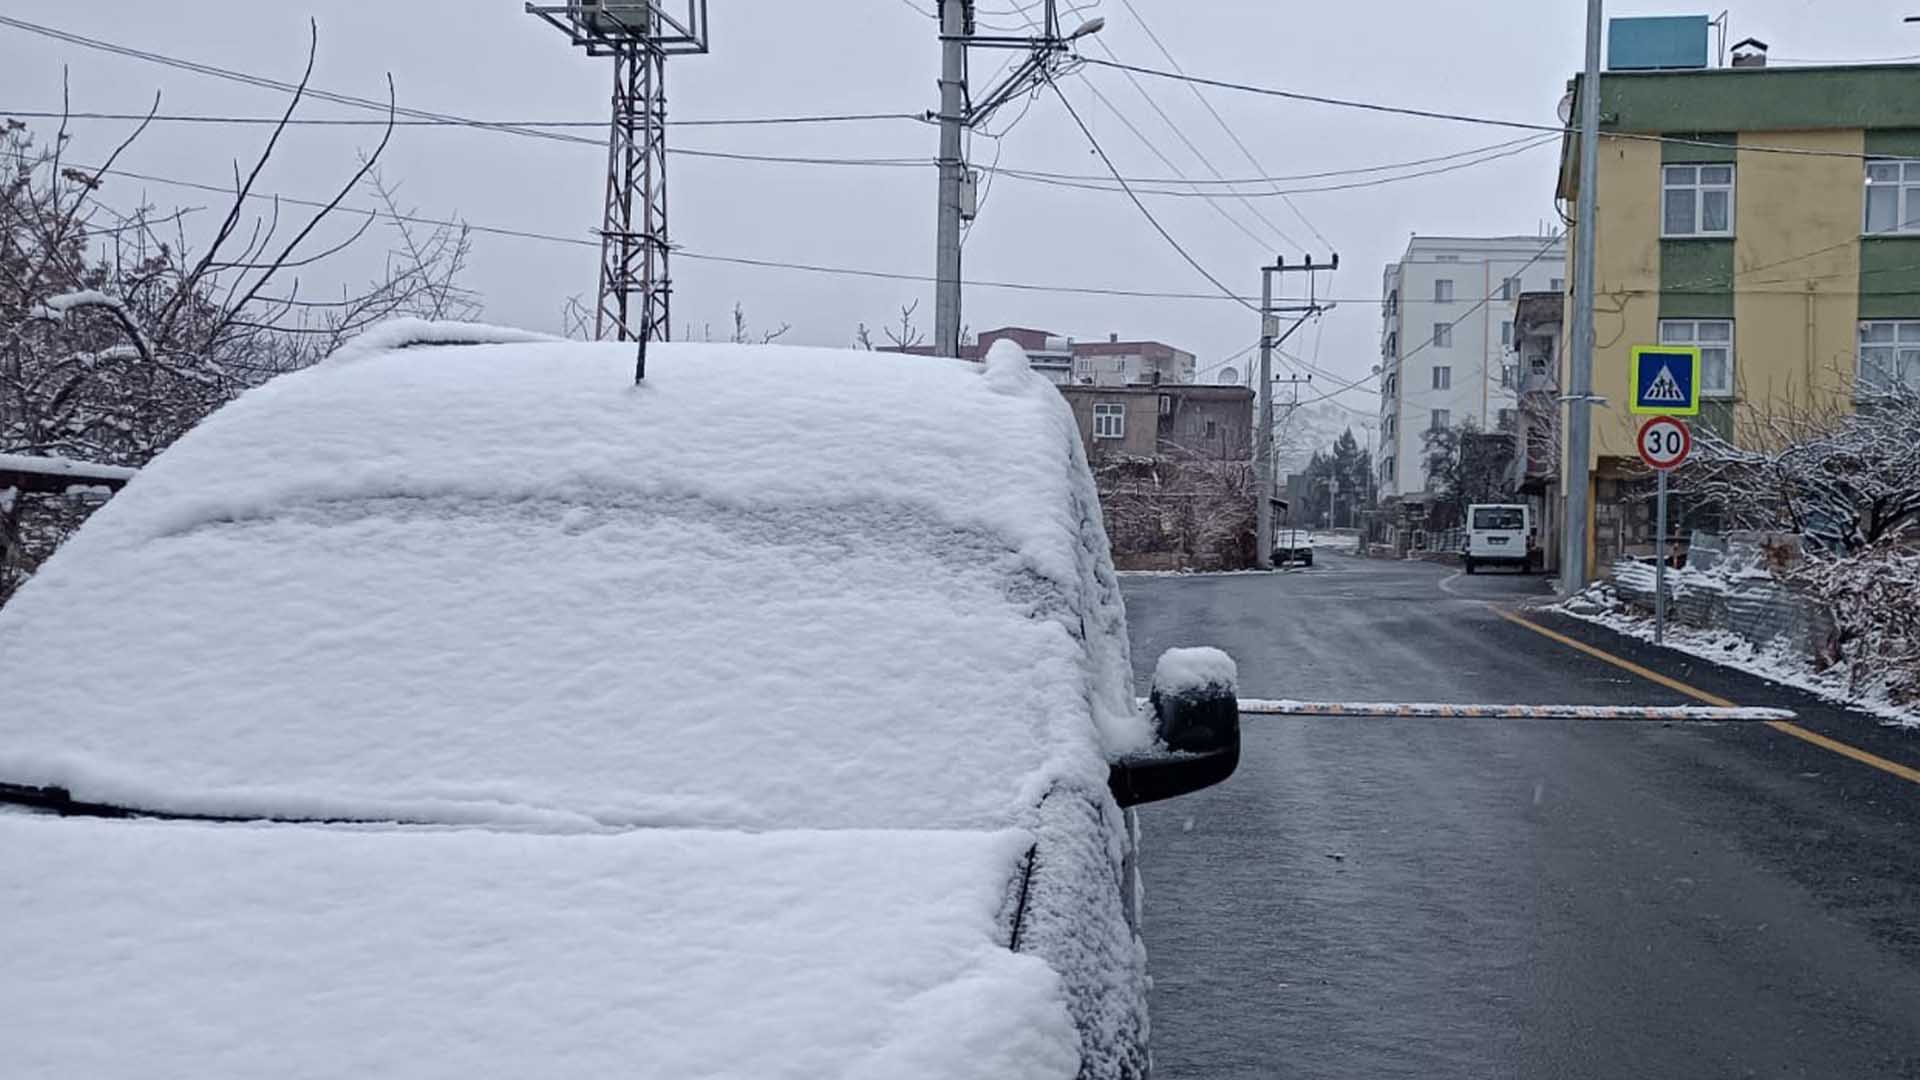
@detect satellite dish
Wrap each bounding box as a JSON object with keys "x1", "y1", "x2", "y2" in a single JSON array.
[
  {"x1": 1218, "y1": 366, "x2": 1240, "y2": 386},
  {"x1": 1556, "y1": 91, "x2": 1575, "y2": 126}
]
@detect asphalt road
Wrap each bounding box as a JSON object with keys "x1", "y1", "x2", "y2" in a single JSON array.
[{"x1": 1124, "y1": 551, "x2": 1920, "y2": 1080}]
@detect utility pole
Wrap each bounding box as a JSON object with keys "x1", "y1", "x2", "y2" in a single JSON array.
[
  {"x1": 528, "y1": 1, "x2": 711, "y2": 383},
  {"x1": 1256, "y1": 254, "x2": 1338, "y2": 569},
  {"x1": 933, "y1": 0, "x2": 967, "y2": 358},
  {"x1": 930, "y1": 1, "x2": 1103, "y2": 357},
  {"x1": 1563, "y1": 0, "x2": 1603, "y2": 593}
]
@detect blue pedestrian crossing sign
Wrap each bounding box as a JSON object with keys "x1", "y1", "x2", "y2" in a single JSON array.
[{"x1": 1630, "y1": 346, "x2": 1702, "y2": 416}]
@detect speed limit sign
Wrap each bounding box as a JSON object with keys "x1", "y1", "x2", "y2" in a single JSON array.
[{"x1": 1637, "y1": 415, "x2": 1691, "y2": 471}]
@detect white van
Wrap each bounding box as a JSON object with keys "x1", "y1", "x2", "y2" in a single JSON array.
[{"x1": 1464, "y1": 503, "x2": 1535, "y2": 574}]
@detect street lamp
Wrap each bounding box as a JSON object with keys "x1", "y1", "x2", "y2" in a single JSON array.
[{"x1": 1068, "y1": 16, "x2": 1106, "y2": 39}]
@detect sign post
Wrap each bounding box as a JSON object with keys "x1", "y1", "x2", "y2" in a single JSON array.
[{"x1": 1637, "y1": 415, "x2": 1692, "y2": 643}]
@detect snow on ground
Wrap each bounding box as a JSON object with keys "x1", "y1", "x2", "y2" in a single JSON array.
[
  {"x1": 0, "y1": 331, "x2": 1148, "y2": 828},
  {"x1": 1555, "y1": 585, "x2": 1920, "y2": 730},
  {"x1": 0, "y1": 815, "x2": 1079, "y2": 1080}
]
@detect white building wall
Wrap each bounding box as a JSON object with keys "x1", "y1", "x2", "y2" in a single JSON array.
[{"x1": 1376, "y1": 236, "x2": 1566, "y2": 498}]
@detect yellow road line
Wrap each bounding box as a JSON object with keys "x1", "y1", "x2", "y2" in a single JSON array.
[{"x1": 1499, "y1": 610, "x2": 1920, "y2": 786}]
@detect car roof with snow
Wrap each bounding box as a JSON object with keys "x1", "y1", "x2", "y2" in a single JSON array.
[{"x1": 0, "y1": 321, "x2": 1146, "y2": 830}]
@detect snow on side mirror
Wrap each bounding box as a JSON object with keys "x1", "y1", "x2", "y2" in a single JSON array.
[{"x1": 1108, "y1": 647, "x2": 1241, "y2": 808}]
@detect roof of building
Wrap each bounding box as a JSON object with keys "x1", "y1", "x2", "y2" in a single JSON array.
[
  {"x1": 1058, "y1": 383, "x2": 1251, "y2": 401},
  {"x1": 1071, "y1": 339, "x2": 1191, "y2": 360}
]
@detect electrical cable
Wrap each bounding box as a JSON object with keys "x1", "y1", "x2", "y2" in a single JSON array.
[
  {"x1": 69, "y1": 159, "x2": 1279, "y2": 305},
  {"x1": 1078, "y1": 38, "x2": 1306, "y2": 251},
  {"x1": 989, "y1": 134, "x2": 1560, "y2": 196},
  {"x1": 993, "y1": 1, "x2": 1293, "y2": 252},
  {"x1": 1041, "y1": 74, "x2": 1257, "y2": 312},
  {"x1": 1114, "y1": 0, "x2": 1331, "y2": 249},
  {"x1": 1079, "y1": 55, "x2": 1916, "y2": 162},
  {"x1": 0, "y1": 108, "x2": 927, "y2": 129},
  {"x1": 8, "y1": 107, "x2": 1564, "y2": 189}
]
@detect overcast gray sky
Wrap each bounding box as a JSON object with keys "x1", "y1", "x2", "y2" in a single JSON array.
[{"x1": 3, "y1": 0, "x2": 1914, "y2": 425}]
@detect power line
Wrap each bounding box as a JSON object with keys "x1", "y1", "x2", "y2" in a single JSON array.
[
  {"x1": 0, "y1": 108, "x2": 928, "y2": 129},
  {"x1": 1078, "y1": 56, "x2": 1918, "y2": 162},
  {"x1": 0, "y1": 14, "x2": 595, "y2": 149},
  {"x1": 992, "y1": 1, "x2": 1294, "y2": 252},
  {"x1": 991, "y1": 134, "x2": 1560, "y2": 196},
  {"x1": 988, "y1": 132, "x2": 1552, "y2": 185},
  {"x1": 1042, "y1": 75, "x2": 1257, "y2": 312},
  {"x1": 1113, "y1": 0, "x2": 1331, "y2": 249},
  {"x1": 71, "y1": 159, "x2": 1278, "y2": 305},
  {"x1": 1078, "y1": 39, "x2": 1307, "y2": 250},
  {"x1": 10, "y1": 106, "x2": 1561, "y2": 188},
  {"x1": 1073, "y1": 77, "x2": 1279, "y2": 254}
]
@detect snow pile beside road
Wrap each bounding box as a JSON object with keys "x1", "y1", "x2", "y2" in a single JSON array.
[
  {"x1": 1, "y1": 816, "x2": 1080, "y2": 1080},
  {"x1": 1557, "y1": 582, "x2": 1920, "y2": 730},
  {"x1": 1152, "y1": 646, "x2": 1238, "y2": 698}
]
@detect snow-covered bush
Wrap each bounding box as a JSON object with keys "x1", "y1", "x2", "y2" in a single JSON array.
[
  {"x1": 1677, "y1": 387, "x2": 1920, "y2": 554},
  {"x1": 1788, "y1": 545, "x2": 1920, "y2": 706},
  {"x1": 2, "y1": 65, "x2": 478, "y2": 600}
]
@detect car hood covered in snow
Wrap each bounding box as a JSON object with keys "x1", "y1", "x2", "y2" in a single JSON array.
[
  {"x1": 0, "y1": 814, "x2": 1079, "y2": 1080},
  {"x1": 0, "y1": 330, "x2": 1145, "y2": 830}
]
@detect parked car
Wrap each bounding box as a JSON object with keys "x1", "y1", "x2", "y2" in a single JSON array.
[
  {"x1": 1463, "y1": 502, "x2": 1537, "y2": 574},
  {"x1": 1272, "y1": 526, "x2": 1315, "y2": 567},
  {"x1": 0, "y1": 324, "x2": 1237, "y2": 1080}
]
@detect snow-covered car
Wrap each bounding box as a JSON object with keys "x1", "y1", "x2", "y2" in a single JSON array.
[
  {"x1": 0, "y1": 323, "x2": 1238, "y2": 1080},
  {"x1": 1272, "y1": 527, "x2": 1315, "y2": 567}
]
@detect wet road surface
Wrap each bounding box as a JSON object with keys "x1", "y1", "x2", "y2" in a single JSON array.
[{"x1": 1125, "y1": 552, "x2": 1920, "y2": 1080}]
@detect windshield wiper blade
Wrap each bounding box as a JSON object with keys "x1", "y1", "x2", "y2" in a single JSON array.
[
  {"x1": 1, "y1": 782, "x2": 150, "y2": 819},
  {"x1": 0, "y1": 782, "x2": 374, "y2": 825}
]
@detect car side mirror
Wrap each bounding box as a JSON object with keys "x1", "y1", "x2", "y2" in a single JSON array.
[{"x1": 1108, "y1": 647, "x2": 1241, "y2": 807}]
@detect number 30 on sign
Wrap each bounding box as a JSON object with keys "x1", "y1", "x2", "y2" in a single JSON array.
[{"x1": 1637, "y1": 415, "x2": 1691, "y2": 471}]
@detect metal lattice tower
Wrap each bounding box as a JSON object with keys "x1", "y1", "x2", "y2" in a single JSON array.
[{"x1": 529, "y1": 2, "x2": 709, "y2": 378}]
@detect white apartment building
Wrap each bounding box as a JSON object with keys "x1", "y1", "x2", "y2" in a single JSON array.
[{"x1": 1375, "y1": 235, "x2": 1568, "y2": 498}]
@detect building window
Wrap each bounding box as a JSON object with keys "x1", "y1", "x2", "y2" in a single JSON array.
[
  {"x1": 1658, "y1": 319, "x2": 1735, "y2": 397},
  {"x1": 1074, "y1": 357, "x2": 1091, "y2": 375},
  {"x1": 1429, "y1": 408, "x2": 1451, "y2": 432},
  {"x1": 1092, "y1": 402, "x2": 1126, "y2": 439},
  {"x1": 1501, "y1": 320, "x2": 1513, "y2": 346},
  {"x1": 1204, "y1": 418, "x2": 1219, "y2": 440},
  {"x1": 1432, "y1": 366, "x2": 1452, "y2": 390},
  {"x1": 1500, "y1": 363, "x2": 1518, "y2": 388},
  {"x1": 1432, "y1": 323, "x2": 1452, "y2": 348},
  {"x1": 1858, "y1": 320, "x2": 1920, "y2": 395},
  {"x1": 1497, "y1": 408, "x2": 1517, "y2": 431},
  {"x1": 1386, "y1": 290, "x2": 1399, "y2": 316},
  {"x1": 1434, "y1": 279, "x2": 1455, "y2": 303},
  {"x1": 1500, "y1": 276, "x2": 1522, "y2": 301},
  {"x1": 1384, "y1": 330, "x2": 1397, "y2": 357},
  {"x1": 1662, "y1": 164, "x2": 1734, "y2": 237},
  {"x1": 1865, "y1": 160, "x2": 1920, "y2": 235},
  {"x1": 1550, "y1": 277, "x2": 1565, "y2": 292}
]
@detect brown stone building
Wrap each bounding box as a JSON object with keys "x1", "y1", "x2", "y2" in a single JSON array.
[{"x1": 1058, "y1": 384, "x2": 1257, "y2": 571}]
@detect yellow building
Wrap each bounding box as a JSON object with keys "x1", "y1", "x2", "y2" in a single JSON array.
[{"x1": 1556, "y1": 58, "x2": 1920, "y2": 574}]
